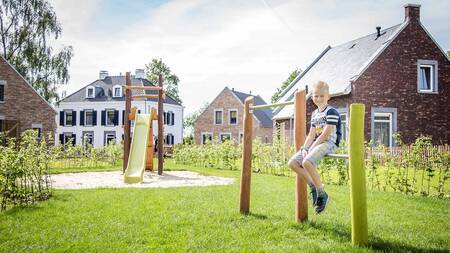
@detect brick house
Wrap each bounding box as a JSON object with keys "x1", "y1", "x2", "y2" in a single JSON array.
[
  {"x1": 194, "y1": 87, "x2": 273, "y2": 144},
  {"x1": 273, "y1": 4, "x2": 450, "y2": 146},
  {"x1": 0, "y1": 55, "x2": 56, "y2": 138}
]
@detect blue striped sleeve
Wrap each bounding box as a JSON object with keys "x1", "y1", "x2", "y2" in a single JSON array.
[{"x1": 326, "y1": 109, "x2": 340, "y2": 125}]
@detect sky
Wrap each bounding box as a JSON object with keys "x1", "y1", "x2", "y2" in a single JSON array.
[{"x1": 49, "y1": 0, "x2": 450, "y2": 115}]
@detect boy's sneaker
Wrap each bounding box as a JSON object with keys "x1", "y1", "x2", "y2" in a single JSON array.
[
  {"x1": 315, "y1": 191, "x2": 329, "y2": 214},
  {"x1": 309, "y1": 186, "x2": 318, "y2": 207}
]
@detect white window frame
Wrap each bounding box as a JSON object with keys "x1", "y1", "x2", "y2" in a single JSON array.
[
  {"x1": 214, "y1": 109, "x2": 223, "y2": 125},
  {"x1": 64, "y1": 110, "x2": 73, "y2": 127},
  {"x1": 228, "y1": 109, "x2": 238, "y2": 125},
  {"x1": 84, "y1": 109, "x2": 94, "y2": 126},
  {"x1": 82, "y1": 131, "x2": 94, "y2": 146},
  {"x1": 86, "y1": 86, "x2": 95, "y2": 98},
  {"x1": 339, "y1": 113, "x2": 348, "y2": 142},
  {"x1": 417, "y1": 59, "x2": 438, "y2": 94},
  {"x1": 113, "y1": 85, "x2": 122, "y2": 98},
  {"x1": 0, "y1": 80, "x2": 6, "y2": 103},
  {"x1": 238, "y1": 131, "x2": 244, "y2": 144},
  {"x1": 373, "y1": 113, "x2": 393, "y2": 147},
  {"x1": 106, "y1": 109, "x2": 115, "y2": 127},
  {"x1": 104, "y1": 132, "x2": 116, "y2": 145},
  {"x1": 63, "y1": 132, "x2": 73, "y2": 145},
  {"x1": 201, "y1": 132, "x2": 213, "y2": 144},
  {"x1": 219, "y1": 132, "x2": 231, "y2": 143},
  {"x1": 31, "y1": 123, "x2": 42, "y2": 139}
]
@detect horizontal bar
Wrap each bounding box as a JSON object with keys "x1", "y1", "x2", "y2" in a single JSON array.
[
  {"x1": 131, "y1": 95, "x2": 160, "y2": 100},
  {"x1": 250, "y1": 101, "x2": 294, "y2": 110},
  {"x1": 124, "y1": 86, "x2": 163, "y2": 91},
  {"x1": 327, "y1": 153, "x2": 349, "y2": 159}
]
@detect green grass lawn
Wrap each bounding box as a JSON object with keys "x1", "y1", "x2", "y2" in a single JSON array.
[{"x1": 1, "y1": 160, "x2": 449, "y2": 252}]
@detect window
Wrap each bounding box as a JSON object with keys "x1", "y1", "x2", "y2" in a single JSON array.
[
  {"x1": 373, "y1": 113, "x2": 392, "y2": 147},
  {"x1": 417, "y1": 60, "x2": 438, "y2": 93},
  {"x1": 214, "y1": 109, "x2": 223, "y2": 125},
  {"x1": 86, "y1": 86, "x2": 95, "y2": 98},
  {"x1": 82, "y1": 132, "x2": 94, "y2": 147},
  {"x1": 85, "y1": 110, "x2": 93, "y2": 126},
  {"x1": 104, "y1": 132, "x2": 116, "y2": 145},
  {"x1": 340, "y1": 113, "x2": 348, "y2": 141},
  {"x1": 31, "y1": 123, "x2": 42, "y2": 139},
  {"x1": 106, "y1": 109, "x2": 115, "y2": 126},
  {"x1": 202, "y1": 132, "x2": 212, "y2": 144},
  {"x1": 113, "y1": 85, "x2": 122, "y2": 97},
  {"x1": 0, "y1": 80, "x2": 5, "y2": 102},
  {"x1": 219, "y1": 133, "x2": 231, "y2": 143},
  {"x1": 65, "y1": 110, "x2": 73, "y2": 126},
  {"x1": 165, "y1": 134, "x2": 174, "y2": 145},
  {"x1": 238, "y1": 132, "x2": 244, "y2": 144},
  {"x1": 229, "y1": 109, "x2": 237, "y2": 125},
  {"x1": 60, "y1": 132, "x2": 75, "y2": 145},
  {"x1": 166, "y1": 111, "x2": 171, "y2": 125}
]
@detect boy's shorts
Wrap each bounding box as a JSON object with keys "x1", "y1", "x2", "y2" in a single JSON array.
[{"x1": 289, "y1": 141, "x2": 337, "y2": 167}]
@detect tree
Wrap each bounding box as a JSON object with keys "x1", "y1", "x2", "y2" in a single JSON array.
[
  {"x1": 145, "y1": 58, "x2": 182, "y2": 105},
  {"x1": 0, "y1": 0, "x2": 73, "y2": 103},
  {"x1": 447, "y1": 50, "x2": 450, "y2": 59},
  {"x1": 184, "y1": 101, "x2": 209, "y2": 132},
  {"x1": 271, "y1": 68, "x2": 301, "y2": 103}
]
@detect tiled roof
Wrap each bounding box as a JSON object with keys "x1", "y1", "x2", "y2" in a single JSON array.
[{"x1": 231, "y1": 89, "x2": 273, "y2": 127}]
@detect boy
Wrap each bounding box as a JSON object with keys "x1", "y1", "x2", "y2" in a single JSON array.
[{"x1": 288, "y1": 80, "x2": 342, "y2": 214}]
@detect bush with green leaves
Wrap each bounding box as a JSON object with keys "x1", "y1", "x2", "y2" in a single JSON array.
[{"x1": 0, "y1": 130, "x2": 55, "y2": 210}]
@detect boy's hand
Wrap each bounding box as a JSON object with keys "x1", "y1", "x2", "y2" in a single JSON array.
[{"x1": 301, "y1": 147, "x2": 308, "y2": 157}]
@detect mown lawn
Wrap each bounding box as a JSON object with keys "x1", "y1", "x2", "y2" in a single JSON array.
[{"x1": 1, "y1": 160, "x2": 449, "y2": 252}]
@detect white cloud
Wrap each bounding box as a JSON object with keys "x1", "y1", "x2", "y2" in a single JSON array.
[{"x1": 48, "y1": 0, "x2": 450, "y2": 115}]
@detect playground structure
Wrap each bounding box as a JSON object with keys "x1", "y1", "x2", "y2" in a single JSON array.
[
  {"x1": 123, "y1": 72, "x2": 165, "y2": 183},
  {"x1": 239, "y1": 90, "x2": 368, "y2": 246}
]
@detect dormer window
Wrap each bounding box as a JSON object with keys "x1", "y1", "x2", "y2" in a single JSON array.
[
  {"x1": 86, "y1": 86, "x2": 95, "y2": 98},
  {"x1": 113, "y1": 85, "x2": 122, "y2": 98},
  {"x1": 417, "y1": 60, "x2": 438, "y2": 94}
]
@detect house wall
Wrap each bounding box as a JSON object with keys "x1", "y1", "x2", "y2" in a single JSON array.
[
  {"x1": 0, "y1": 57, "x2": 56, "y2": 137},
  {"x1": 56, "y1": 100, "x2": 183, "y2": 147},
  {"x1": 194, "y1": 88, "x2": 272, "y2": 144},
  {"x1": 320, "y1": 20, "x2": 450, "y2": 144}
]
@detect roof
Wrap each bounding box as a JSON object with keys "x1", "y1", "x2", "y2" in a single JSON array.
[
  {"x1": 0, "y1": 55, "x2": 57, "y2": 113},
  {"x1": 274, "y1": 22, "x2": 407, "y2": 119},
  {"x1": 59, "y1": 75, "x2": 181, "y2": 106},
  {"x1": 230, "y1": 89, "x2": 273, "y2": 127}
]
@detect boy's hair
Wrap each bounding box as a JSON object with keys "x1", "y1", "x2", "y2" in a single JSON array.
[{"x1": 312, "y1": 80, "x2": 329, "y2": 94}]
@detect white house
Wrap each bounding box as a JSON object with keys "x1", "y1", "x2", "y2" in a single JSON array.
[{"x1": 56, "y1": 70, "x2": 183, "y2": 147}]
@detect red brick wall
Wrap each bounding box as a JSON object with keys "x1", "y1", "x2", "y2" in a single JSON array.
[
  {"x1": 0, "y1": 57, "x2": 56, "y2": 137},
  {"x1": 308, "y1": 20, "x2": 450, "y2": 144},
  {"x1": 193, "y1": 87, "x2": 273, "y2": 144}
]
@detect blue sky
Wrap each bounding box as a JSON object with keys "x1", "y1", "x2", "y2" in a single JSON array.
[{"x1": 50, "y1": 0, "x2": 450, "y2": 114}]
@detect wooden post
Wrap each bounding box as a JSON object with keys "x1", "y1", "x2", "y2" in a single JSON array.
[
  {"x1": 157, "y1": 75, "x2": 164, "y2": 175},
  {"x1": 239, "y1": 96, "x2": 254, "y2": 214},
  {"x1": 146, "y1": 108, "x2": 155, "y2": 171},
  {"x1": 294, "y1": 90, "x2": 308, "y2": 222},
  {"x1": 123, "y1": 72, "x2": 131, "y2": 173},
  {"x1": 348, "y1": 104, "x2": 368, "y2": 246}
]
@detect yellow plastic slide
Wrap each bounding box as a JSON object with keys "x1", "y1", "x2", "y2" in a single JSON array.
[{"x1": 124, "y1": 114, "x2": 151, "y2": 183}]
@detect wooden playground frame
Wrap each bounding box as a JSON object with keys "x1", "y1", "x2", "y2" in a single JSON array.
[
  {"x1": 239, "y1": 90, "x2": 368, "y2": 246},
  {"x1": 122, "y1": 72, "x2": 165, "y2": 175}
]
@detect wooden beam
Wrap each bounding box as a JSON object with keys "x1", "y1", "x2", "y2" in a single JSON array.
[
  {"x1": 123, "y1": 86, "x2": 163, "y2": 91},
  {"x1": 157, "y1": 75, "x2": 164, "y2": 175},
  {"x1": 250, "y1": 100, "x2": 294, "y2": 110},
  {"x1": 294, "y1": 90, "x2": 308, "y2": 223},
  {"x1": 131, "y1": 93, "x2": 165, "y2": 100},
  {"x1": 239, "y1": 96, "x2": 254, "y2": 214},
  {"x1": 123, "y1": 72, "x2": 132, "y2": 173}
]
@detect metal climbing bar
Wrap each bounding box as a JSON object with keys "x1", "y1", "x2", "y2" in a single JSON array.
[
  {"x1": 327, "y1": 153, "x2": 349, "y2": 159},
  {"x1": 250, "y1": 100, "x2": 294, "y2": 110}
]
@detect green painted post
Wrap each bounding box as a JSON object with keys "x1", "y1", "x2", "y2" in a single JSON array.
[{"x1": 349, "y1": 103, "x2": 368, "y2": 246}]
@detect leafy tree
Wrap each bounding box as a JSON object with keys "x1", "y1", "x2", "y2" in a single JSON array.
[
  {"x1": 145, "y1": 58, "x2": 182, "y2": 105},
  {"x1": 271, "y1": 68, "x2": 301, "y2": 103},
  {"x1": 0, "y1": 0, "x2": 73, "y2": 103},
  {"x1": 447, "y1": 50, "x2": 450, "y2": 59},
  {"x1": 184, "y1": 101, "x2": 209, "y2": 131}
]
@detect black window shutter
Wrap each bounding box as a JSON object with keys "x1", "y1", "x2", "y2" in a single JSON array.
[
  {"x1": 122, "y1": 110, "x2": 125, "y2": 125},
  {"x1": 80, "y1": 110, "x2": 85, "y2": 126},
  {"x1": 59, "y1": 111, "x2": 64, "y2": 126},
  {"x1": 171, "y1": 134, "x2": 174, "y2": 145},
  {"x1": 72, "y1": 134, "x2": 76, "y2": 145},
  {"x1": 59, "y1": 134, "x2": 64, "y2": 144},
  {"x1": 73, "y1": 111, "x2": 77, "y2": 126},
  {"x1": 101, "y1": 111, "x2": 106, "y2": 126},
  {"x1": 171, "y1": 112, "x2": 175, "y2": 126},
  {"x1": 163, "y1": 112, "x2": 167, "y2": 125},
  {"x1": 93, "y1": 111, "x2": 97, "y2": 126},
  {"x1": 114, "y1": 110, "x2": 119, "y2": 126},
  {"x1": 138, "y1": 109, "x2": 141, "y2": 114},
  {"x1": 167, "y1": 112, "x2": 171, "y2": 125}
]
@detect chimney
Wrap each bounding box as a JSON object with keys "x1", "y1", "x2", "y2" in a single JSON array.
[
  {"x1": 376, "y1": 26, "x2": 381, "y2": 37},
  {"x1": 99, "y1": 70, "x2": 108, "y2": 79},
  {"x1": 135, "y1": 69, "x2": 145, "y2": 79},
  {"x1": 404, "y1": 4, "x2": 421, "y2": 22}
]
